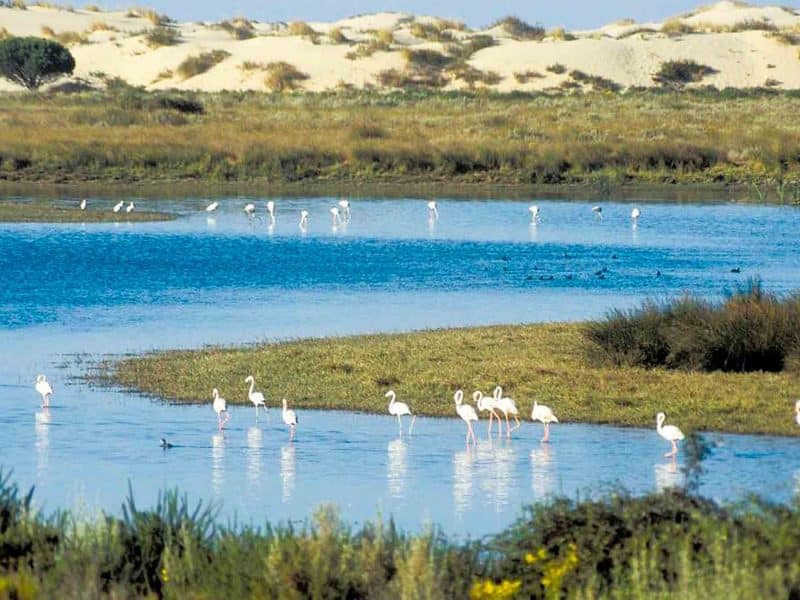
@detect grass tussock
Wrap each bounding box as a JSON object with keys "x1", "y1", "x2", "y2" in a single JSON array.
[
  {"x1": 287, "y1": 20, "x2": 316, "y2": 38},
  {"x1": 176, "y1": 50, "x2": 230, "y2": 80},
  {"x1": 569, "y1": 70, "x2": 621, "y2": 92},
  {"x1": 107, "y1": 318, "x2": 800, "y2": 435},
  {"x1": 513, "y1": 69, "x2": 544, "y2": 83},
  {"x1": 0, "y1": 27, "x2": 11, "y2": 40},
  {"x1": 328, "y1": 27, "x2": 349, "y2": 44},
  {"x1": 410, "y1": 21, "x2": 454, "y2": 42},
  {"x1": 769, "y1": 30, "x2": 800, "y2": 45},
  {"x1": 40, "y1": 25, "x2": 88, "y2": 45},
  {"x1": 546, "y1": 63, "x2": 567, "y2": 74},
  {"x1": 492, "y1": 16, "x2": 545, "y2": 41},
  {"x1": 88, "y1": 20, "x2": 118, "y2": 33},
  {"x1": 586, "y1": 281, "x2": 800, "y2": 374},
  {"x1": 653, "y1": 59, "x2": 717, "y2": 87},
  {"x1": 2, "y1": 469, "x2": 800, "y2": 598},
  {"x1": 345, "y1": 31, "x2": 393, "y2": 59},
  {"x1": 144, "y1": 25, "x2": 181, "y2": 47},
  {"x1": 547, "y1": 26, "x2": 576, "y2": 41},
  {"x1": 216, "y1": 18, "x2": 255, "y2": 40},
  {"x1": 126, "y1": 7, "x2": 172, "y2": 26},
  {"x1": 263, "y1": 61, "x2": 309, "y2": 92}
]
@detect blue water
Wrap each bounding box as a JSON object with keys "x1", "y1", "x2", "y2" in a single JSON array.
[{"x1": 0, "y1": 195, "x2": 799, "y2": 537}]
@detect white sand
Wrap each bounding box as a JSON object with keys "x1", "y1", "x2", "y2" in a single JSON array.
[{"x1": 0, "y1": 1, "x2": 798, "y2": 92}]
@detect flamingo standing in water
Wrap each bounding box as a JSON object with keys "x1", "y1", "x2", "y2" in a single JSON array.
[
  {"x1": 205, "y1": 201, "x2": 219, "y2": 212},
  {"x1": 125, "y1": 202, "x2": 135, "y2": 213},
  {"x1": 330, "y1": 207, "x2": 342, "y2": 228},
  {"x1": 531, "y1": 401, "x2": 558, "y2": 442},
  {"x1": 266, "y1": 201, "x2": 276, "y2": 226},
  {"x1": 529, "y1": 205, "x2": 540, "y2": 223},
  {"x1": 79, "y1": 199, "x2": 87, "y2": 211},
  {"x1": 299, "y1": 210, "x2": 309, "y2": 231},
  {"x1": 34, "y1": 375, "x2": 53, "y2": 407},
  {"x1": 427, "y1": 201, "x2": 439, "y2": 220},
  {"x1": 386, "y1": 390, "x2": 415, "y2": 435},
  {"x1": 282, "y1": 399, "x2": 298, "y2": 441},
  {"x1": 212, "y1": 388, "x2": 230, "y2": 430},
  {"x1": 245, "y1": 375, "x2": 267, "y2": 419},
  {"x1": 631, "y1": 207, "x2": 641, "y2": 223},
  {"x1": 243, "y1": 203, "x2": 256, "y2": 217},
  {"x1": 473, "y1": 390, "x2": 502, "y2": 436},
  {"x1": 494, "y1": 386, "x2": 521, "y2": 436},
  {"x1": 795, "y1": 400, "x2": 800, "y2": 427},
  {"x1": 338, "y1": 199, "x2": 351, "y2": 221},
  {"x1": 656, "y1": 412, "x2": 684, "y2": 457},
  {"x1": 454, "y1": 390, "x2": 478, "y2": 445},
  {"x1": 112, "y1": 200, "x2": 124, "y2": 213},
  {"x1": 592, "y1": 205, "x2": 603, "y2": 220}
]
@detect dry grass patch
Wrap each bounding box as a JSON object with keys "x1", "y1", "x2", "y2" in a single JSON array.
[
  {"x1": 263, "y1": 61, "x2": 309, "y2": 91},
  {"x1": 217, "y1": 18, "x2": 255, "y2": 40},
  {"x1": 40, "y1": 25, "x2": 89, "y2": 45},
  {"x1": 176, "y1": 50, "x2": 230, "y2": 79},
  {"x1": 144, "y1": 25, "x2": 181, "y2": 47},
  {"x1": 287, "y1": 21, "x2": 316, "y2": 38},
  {"x1": 513, "y1": 70, "x2": 544, "y2": 83},
  {"x1": 492, "y1": 16, "x2": 545, "y2": 40}
]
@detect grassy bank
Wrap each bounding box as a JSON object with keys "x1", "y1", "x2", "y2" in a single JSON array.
[
  {"x1": 105, "y1": 322, "x2": 800, "y2": 436},
  {"x1": 1, "y1": 471, "x2": 799, "y2": 599},
  {"x1": 0, "y1": 200, "x2": 174, "y2": 223},
  {"x1": 2, "y1": 88, "x2": 800, "y2": 190}
]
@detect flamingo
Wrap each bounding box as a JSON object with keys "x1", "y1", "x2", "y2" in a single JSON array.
[
  {"x1": 473, "y1": 390, "x2": 502, "y2": 436},
  {"x1": 243, "y1": 203, "x2": 256, "y2": 217},
  {"x1": 631, "y1": 207, "x2": 641, "y2": 222},
  {"x1": 338, "y1": 199, "x2": 351, "y2": 221},
  {"x1": 212, "y1": 388, "x2": 230, "y2": 430},
  {"x1": 206, "y1": 201, "x2": 219, "y2": 212},
  {"x1": 112, "y1": 200, "x2": 124, "y2": 213},
  {"x1": 795, "y1": 400, "x2": 800, "y2": 427},
  {"x1": 656, "y1": 412, "x2": 684, "y2": 457},
  {"x1": 330, "y1": 206, "x2": 342, "y2": 227},
  {"x1": 591, "y1": 205, "x2": 603, "y2": 220},
  {"x1": 531, "y1": 401, "x2": 558, "y2": 442},
  {"x1": 79, "y1": 199, "x2": 87, "y2": 211},
  {"x1": 266, "y1": 201, "x2": 276, "y2": 226},
  {"x1": 282, "y1": 398, "x2": 298, "y2": 441},
  {"x1": 494, "y1": 386, "x2": 521, "y2": 436},
  {"x1": 299, "y1": 210, "x2": 309, "y2": 231},
  {"x1": 454, "y1": 389, "x2": 478, "y2": 445},
  {"x1": 386, "y1": 390, "x2": 415, "y2": 434},
  {"x1": 34, "y1": 374, "x2": 53, "y2": 407},
  {"x1": 125, "y1": 202, "x2": 135, "y2": 213},
  {"x1": 427, "y1": 201, "x2": 439, "y2": 220},
  {"x1": 529, "y1": 205, "x2": 540, "y2": 223},
  {"x1": 245, "y1": 375, "x2": 267, "y2": 418}
]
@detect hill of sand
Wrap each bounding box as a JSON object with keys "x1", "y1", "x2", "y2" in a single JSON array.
[{"x1": 0, "y1": 1, "x2": 798, "y2": 92}]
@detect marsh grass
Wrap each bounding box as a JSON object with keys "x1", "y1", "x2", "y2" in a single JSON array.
[
  {"x1": 105, "y1": 321, "x2": 800, "y2": 435},
  {"x1": 0, "y1": 200, "x2": 174, "y2": 222}
]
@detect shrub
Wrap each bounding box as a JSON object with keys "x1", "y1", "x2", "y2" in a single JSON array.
[
  {"x1": 176, "y1": 50, "x2": 230, "y2": 79},
  {"x1": 288, "y1": 21, "x2": 316, "y2": 37},
  {"x1": 662, "y1": 18, "x2": 695, "y2": 36},
  {"x1": 217, "y1": 18, "x2": 255, "y2": 40},
  {"x1": 410, "y1": 22, "x2": 453, "y2": 42},
  {"x1": 492, "y1": 16, "x2": 545, "y2": 40},
  {"x1": 768, "y1": 31, "x2": 800, "y2": 45},
  {"x1": 374, "y1": 29, "x2": 394, "y2": 45},
  {"x1": 548, "y1": 27, "x2": 576, "y2": 41},
  {"x1": 328, "y1": 27, "x2": 349, "y2": 44},
  {"x1": 264, "y1": 61, "x2": 309, "y2": 91},
  {"x1": 155, "y1": 95, "x2": 204, "y2": 114},
  {"x1": 145, "y1": 26, "x2": 181, "y2": 48},
  {"x1": 127, "y1": 7, "x2": 172, "y2": 26},
  {"x1": 449, "y1": 63, "x2": 501, "y2": 87},
  {"x1": 345, "y1": 39, "x2": 389, "y2": 60},
  {"x1": 89, "y1": 21, "x2": 118, "y2": 33},
  {"x1": 545, "y1": 63, "x2": 567, "y2": 74},
  {"x1": 513, "y1": 69, "x2": 544, "y2": 83},
  {"x1": 570, "y1": 69, "x2": 621, "y2": 92},
  {"x1": 446, "y1": 34, "x2": 494, "y2": 60},
  {"x1": 0, "y1": 27, "x2": 11, "y2": 40},
  {"x1": 0, "y1": 36, "x2": 75, "y2": 90},
  {"x1": 653, "y1": 59, "x2": 717, "y2": 87}
]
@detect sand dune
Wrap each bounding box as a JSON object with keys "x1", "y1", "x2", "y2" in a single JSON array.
[{"x1": 0, "y1": 1, "x2": 798, "y2": 92}]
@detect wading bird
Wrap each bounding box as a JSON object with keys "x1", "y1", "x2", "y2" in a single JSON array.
[
  {"x1": 266, "y1": 201, "x2": 276, "y2": 226},
  {"x1": 79, "y1": 199, "x2": 87, "y2": 211},
  {"x1": 243, "y1": 203, "x2": 256, "y2": 217},
  {"x1": 494, "y1": 386, "x2": 521, "y2": 436},
  {"x1": 531, "y1": 401, "x2": 558, "y2": 442},
  {"x1": 454, "y1": 389, "x2": 478, "y2": 445},
  {"x1": 631, "y1": 207, "x2": 641, "y2": 223},
  {"x1": 656, "y1": 412, "x2": 684, "y2": 457},
  {"x1": 473, "y1": 390, "x2": 502, "y2": 436},
  {"x1": 330, "y1": 206, "x2": 342, "y2": 227},
  {"x1": 245, "y1": 375, "x2": 267, "y2": 419},
  {"x1": 34, "y1": 374, "x2": 53, "y2": 407},
  {"x1": 592, "y1": 205, "x2": 603, "y2": 220},
  {"x1": 112, "y1": 200, "x2": 124, "y2": 213},
  {"x1": 299, "y1": 210, "x2": 309, "y2": 231},
  {"x1": 796, "y1": 400, "x2": 800, "y2": 427},
  {"x1": 160, "y1": 438, "x2": 174, "y2": 449},
  {"x1": 206, "y1": 201, "x2": 219, "y2": 212},
  {"x1": 282, "y1": 398, "x2": 298, "y2": 441},
  {"x1": 125, "y1": 202, "x2": 135, "y2": 213},
  {"x1": 386, "y1": 390, "x2": 415, "y2": 435},
  {"x1": 212, "y1": 388, "x2": 229, "y2": 430},
  {"x1": 338, "y1": 199, "x2": 351, "y2": 221},
  {"x1": 529, "y1": 205, "x2": 540, "y2": 223},
  {"x1": 427, "y1": 201, "x2": 439, "y2": 220}
]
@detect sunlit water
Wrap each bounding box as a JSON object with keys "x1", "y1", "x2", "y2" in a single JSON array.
[{"x1": 1, "y1": 195, "x2": 799, "y2": 537}]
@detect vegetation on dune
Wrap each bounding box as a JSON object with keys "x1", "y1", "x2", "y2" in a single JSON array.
[
  {"x1": 0, "y1": 200, "x2": 174, "y2": 222},
  {"x1": 144, "y1": 25, "x2": 181, "y2": 48},
  {"x1": 105, "y1": 319, "x2": 800, "y2": 436},
  {"x1": 216, "y1": 18, "x2": 255, "y2": 40},
  {"x1": 263, "y1": 61, "x2": 309, "y2": 92},
  {"x1": 491, "y1": 16, "x2": 546, "y2": 41},
  {"x1": 1, "y1": 89, "x2": 800, "y2": 187},
  {"x1": 0, "y1": 36, "x2": 74, "y2": 90},
  {"x1": 0, "y1": 470, "x2": 799, "y2": 598},
  {"x1": 653, "y1": 59, "x2": 717, "y2": 87},
  {"x1": 175, "y1": 50, "x2": 230, "y2": 80}
]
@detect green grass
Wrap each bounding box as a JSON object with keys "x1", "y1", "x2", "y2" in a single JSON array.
[
  {"x1": 104, "y1": 322, "x2": 800, "y2": 436},
  {"x1": 1, "y1": 88, "x2": 800, "y2": 187},
  {"x1": 0, "y1": 200, "x2": 174, "y2": 222}
]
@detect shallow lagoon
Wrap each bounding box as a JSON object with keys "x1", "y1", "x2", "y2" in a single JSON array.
[{"x1": 1, "y1": 196, "x2": 799, "y2": 536}]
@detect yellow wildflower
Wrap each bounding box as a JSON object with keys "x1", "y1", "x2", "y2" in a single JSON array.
[{"x1": 469, "y1": 578, "x2": 522, "y2": 600}]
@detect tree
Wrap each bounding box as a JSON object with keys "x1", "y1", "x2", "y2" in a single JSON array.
[{"x1": 0, "y1": 36, "x2": 75, "y2": 91}]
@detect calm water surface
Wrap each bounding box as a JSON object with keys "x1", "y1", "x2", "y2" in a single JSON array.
[{"x1": 1, "y1": 195, "x2": 799, "y2": 537}]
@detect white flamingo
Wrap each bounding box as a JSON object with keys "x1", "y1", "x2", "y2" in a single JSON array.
[
  {"x1": 243, "y1": 203, "x2": 256, "y2": 217},
  {"x1": 337, "y1": 199, "x2": 351, "y2": 221},
  {"x1": 427, "y1": 201, "x2": 439, "y2": 220},
  {"x1": 112, "y1": 200, "x2": 124, "y2": 213},
  {"x1": 795, "y1": 400, "x2": 800, "y2": 427},
  {"x1": 529, "y1": 205, "x2": 540, "y2": 223},
  {"x1": 531, "y1": 401, "x2": 558, "y2": 442},
  {"x1": 266, "y1": 201, "x2": 276, "y2": 226},
  {"x1": 125, "y1": 202, "x2": 135, "y2": 213},
  {"x1": 454, "y1": 389, "x2": 478, "y2": 445},
  {"x1": 245, "y1": 375, "x2": 267, "y2": 418},
  {"x1": 34, "y1": 374, "x2": 53, "y2": 407},
  {"x1": 592, "y1": 205, "x2": 603, "y2": 220},
  {"x1": 79, "y1": 199, "x2": 87, "y2": 211},
  {"x1": 299, "y1": 210, "x2": 309, "y2": 231},
  {"x1": 631, "y1": 207, "x2": 641, "y2": 222},
  {"x1": 656, "y1": 412, "x2": 684, "y2": 457},
  {"x1": 206, "y1": 201, "x2": 219, "y2": 212},
  {"x1": 493, "y1": 386, "x2": 521, "y2": 436},
  {"x1": 386, "y1": 390, "x2": 415, "y2": 435},
  {"x1": 330, "y1": 206, "x2": 342, "y2": 227},
  {"x1": 282, "y1": 398, "x2": 298, "y2": 441},
  {"x1": 212, "y1": 388, "x2": 229, "y2": 430},
  {"x1": 473, "y1": 390, "x2": 502, "y2": 436}
]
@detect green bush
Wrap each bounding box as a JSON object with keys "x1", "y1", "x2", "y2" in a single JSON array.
[
  {"x1": 653, "y1": 59, "x2": 717, "y2": 87},
  {"x1": 0, "y1": 36, "x2": 74, "y2": 90},
  {"x1": 144, "y1": 26, "x2": 181, "y2": 48},
  {"x1": 176, "y1": 50, "x2": 231, "y2": 80}
]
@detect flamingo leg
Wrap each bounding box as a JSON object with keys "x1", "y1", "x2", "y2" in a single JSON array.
[
  {"x1": 513, "y1": 415, "x2": 521, "y2": 432},
  {"x1": 469, "y1": 422, "x2": 476, "y2": 445},
  {"x1": 397, "y1": 415, "x2": 402, "y2": 434},
  {"x1": 408, "y1": 414, "x2": 416, "y2": 435},
  {"x1": 465, "y1": 424, "x2": 470, "y2": 445},
  {"x1": 504, "y1": 414, "x2": 510, "y2": 437},
  {"x1": 542, "y1": 423, "x2": 549, "y2": 442}
]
